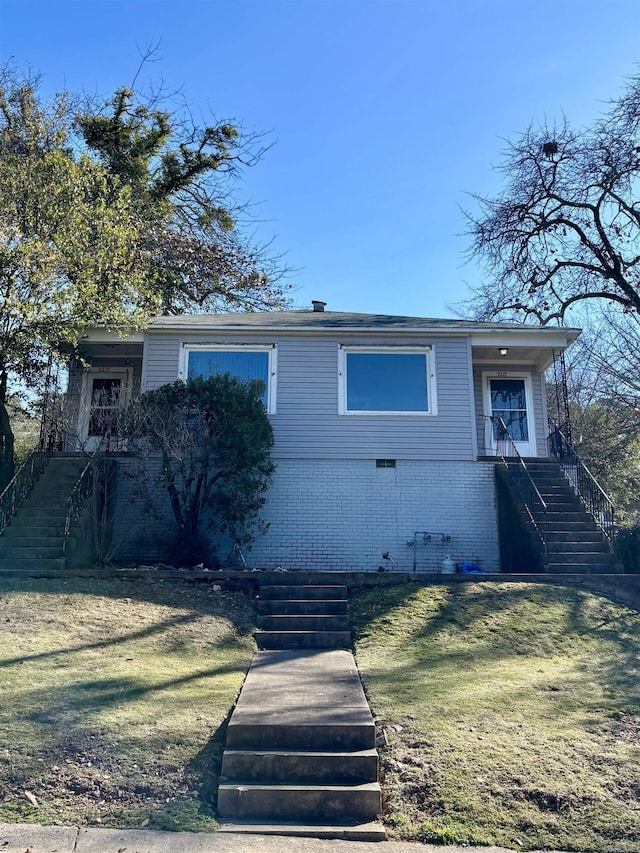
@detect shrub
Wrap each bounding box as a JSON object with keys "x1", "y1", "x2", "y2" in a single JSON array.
[
  {"x1": 122, "y1": 375, "x2": 275, "y2": 566},
  {"x1": 615, "y1": 525, "x2": 640, "y2": 574}
]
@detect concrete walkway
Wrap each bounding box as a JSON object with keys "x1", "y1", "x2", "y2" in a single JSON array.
[
  {"x1": 218, "y1": 649, "x2": 382, "y2": 831},
  {"x1": 226, "y1": 649, "x2": 374, "y2": 742},
  {"x1": 0, "y1": 823, "x2": 569, "y2": 853}
]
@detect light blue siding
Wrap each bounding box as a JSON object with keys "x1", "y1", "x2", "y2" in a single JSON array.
[{"x1": 142, "y1": 331, "x2": 476, "y2": 460}]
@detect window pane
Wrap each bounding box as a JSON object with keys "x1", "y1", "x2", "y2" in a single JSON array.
[
  {"x1": 91, "y1": 378, "x2": 121, "y2": 406},
  {"x1": 490, "y1": 379, "x2": 526, "y2": 410},
  {"x1": 492, "y1": 410, "x2": 529, "y2": 441},
  {"x1": 89, "y1": 379, "x2": 122, "y2": 437},
  {"x1": 490, "y1": 379, "x2": 528, "y2": 441},
  {"x1": 347, "y1": 353, "x2": 428, "y2": 411},
  {"x1": 187, "y1": 351, "x2": 269, "y2": 406}
]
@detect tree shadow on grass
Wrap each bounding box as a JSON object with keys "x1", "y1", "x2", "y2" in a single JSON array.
[
  {"x1": 0, "y1": 574, "x2": 257, "y2": 634},
  {"x1": 0, "y1": 655, "x2": 250, "y2": 828},
  {"x1": 0, "y1": 611, "x2": 207, "y2": 668},
  {"x1": 351, "y1": 580, "x2": 640, "y2": 723},
  {"x1": 22, "y1": 664, "x2": 245, "y2": 728}
]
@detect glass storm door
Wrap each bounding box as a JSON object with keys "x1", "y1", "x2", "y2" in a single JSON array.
[
  {"x1": 488, "y1": 377, "x2": 533, "y2": 457},
  {"x1": 80, "y1": 371, "x2": 129, "y2": 450}
]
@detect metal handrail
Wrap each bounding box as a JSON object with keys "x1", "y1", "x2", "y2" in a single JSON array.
[
  {"x1": 486, "y1": 416, "x2": 548, "y2": 563},
  {"x1": 547, "y1": 423, "x2": 616, "y2": 544},
  {"x1": 0, "y1": 448, "x2": 50, "y2": 536},
  {"x1": 63, "y1": 461, "x2": 93, "y2": 551}
]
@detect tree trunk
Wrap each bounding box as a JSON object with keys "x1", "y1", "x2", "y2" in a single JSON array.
[{"x1": 0, "y1": 371, "x2": 15, "y2": 492}]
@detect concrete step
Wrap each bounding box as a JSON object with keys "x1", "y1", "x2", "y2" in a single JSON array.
[
  {"x1": 257, "y1": 615, "x2": 350, "y2": 632},
  {"x1": 220, "y1": 650, "x2": 380, "y2": 832},
  {"x1": 544, "y1": 531, "x2": 607, "y2": 544},
  {"x1": 536, "y1": 483, "x2": 578, "y2": 492},
  {"x1": 544, "y1": 521, "x2": 601, "y2": 532},
  {"x1": 227, "y1": 718, "x2": 375, "y2": 752},
  {"x1": 5, "y1": 521, "x2": 65, "y2": 535},
  {"x1": 539, "y1": 497, "x2": 582, "y2": 508},
  {"x1": 217, "y1": 782, "x2": 381, "y2": 822},
  {"x1": 216, "y1": 820, "x2": 386, "y2": 841},
  {"x1": 257, "y1": 599, "x2": 349, "y2": 616},
  {"x1": 221, "y1": 748, "x2": 378, "y2": 785},
  {"x1": 547, "y1": 542, "x2": 610, "y2": 556},
  {"x1": 37, "y1": 468, "x2": 84, "y2": 489},
  {"x1": 544, "y1": 511, "x2": 598, "y2": 522},
  {"x1": 260, "y1": 585, "x2": 347, "y2": 601},
  {"x1": 0, "y1": 546, "x2": 64, "y2": 559},
  {"x1": 226, "y1": 651, "x2": 376, "y2": 752},
  {"x1": 255, "y1": 630, "x2": 352, "y2": 650},
  {"x1": 547, "y1": 550, "x2": 614, "y2": 564},
  {"x1": 15, "y1": 506, "x2": 68, "y2": 519},
  {"x1": 22, "y1": 497, "x2": 73, "y2": 508},
  {"x1": 0, "y1": 557, "x2": 66, "y2": 571},
  {"x1": 546, "y1": 563, "x2": 622, "y2": 575},
  {"x1": 0, "y1": 536, "x2": 65, "y2": 548}
]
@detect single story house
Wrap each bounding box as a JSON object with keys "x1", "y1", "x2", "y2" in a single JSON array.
[{"x1": 61, "y1": 304, "x2": 582, "y2": 572}]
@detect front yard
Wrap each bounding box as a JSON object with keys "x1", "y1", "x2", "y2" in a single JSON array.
[
  {"x1": 2, "y1": 573, "x2": 639, "y2": 851},
  {"x1": 351, "y1": 581, "x2": 640, "y2": 852},
  {"x1": 0, "y1": 576, "x2": 255, "y2": 830}
]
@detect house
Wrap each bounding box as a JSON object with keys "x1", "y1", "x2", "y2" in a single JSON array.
[{"x1": 58, "y1": 304, "x2": 588, "y2": 573}]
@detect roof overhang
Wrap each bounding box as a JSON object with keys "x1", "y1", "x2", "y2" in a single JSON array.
[
  {"x1": 78, "y1": 329, "x2": 145, "y2": 344},
  {"x1": 471, "y1": 327, "x2": 580, "y2": 372}
]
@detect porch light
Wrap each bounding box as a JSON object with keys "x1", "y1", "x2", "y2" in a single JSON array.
[{"x1": 499, "y1": 347, "x2": 509, "y2": 357}]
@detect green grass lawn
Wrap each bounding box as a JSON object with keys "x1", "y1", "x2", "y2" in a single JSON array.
[
  {"x1": 351, "y1": 581, "x2": 640, "y2": 852},
  {"x1": 0, "y1": 576, "x2": 255, "y2": 830}
]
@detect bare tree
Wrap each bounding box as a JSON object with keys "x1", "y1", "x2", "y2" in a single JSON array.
[
  {"x1": 464, "y1": 71, "x2": 640, "y2": 324},
  {"x1": 546, "y1": 313, "x2": 640, "y2": 520}
]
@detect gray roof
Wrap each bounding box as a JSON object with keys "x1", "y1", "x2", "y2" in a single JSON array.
[{"x1": 148, "y1": 310, "x2": 579, "y2": 335}]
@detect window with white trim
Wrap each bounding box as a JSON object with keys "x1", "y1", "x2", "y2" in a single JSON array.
[
  {"x1": 339, "y1": 347, "x2": 434, "y2": 414},
  {"x1": 181, "y1": 344, "x2": 277, "y2": 413}
]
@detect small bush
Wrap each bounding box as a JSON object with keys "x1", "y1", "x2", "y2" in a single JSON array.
[{"x1": 615, "y1": 525, "x2": 640, "y2": 573}]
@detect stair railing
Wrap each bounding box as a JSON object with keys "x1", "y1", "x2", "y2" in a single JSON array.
[
  {"x1": 486, "y1": 416, "x2": 548, "y2": 564},
  {"x1": 0, "y1": 448, "x2": 50, "y2": 536},
  {"x1": 63, "y1": 461, "x2": 93, "y2": 552},
  {"x1": 547, "y1": 423, "x2": 616, "y2": 544}
]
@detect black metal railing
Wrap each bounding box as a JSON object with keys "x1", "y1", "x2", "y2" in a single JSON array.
[
  {"x1": 547, "y1": 423, "x2": 616, "y2": 544},
  {"x1": 63, "y1": 461, "x2": 93, "y2": 552},
  {"x1": 485, "y1": 416, "x2": 548, "y2": 564},
  {"x1": 0, "y1": 448, "x2": 50, "y2": 536},
  {"x1": 39, "y1": 391, "x2": 68, "y2": 452}
]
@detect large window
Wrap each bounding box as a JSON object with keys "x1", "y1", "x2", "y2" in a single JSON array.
[
  {"x1": 182, "y1": 345, "x2": 277, "y2": 412},
  {"x1": 339, "y1": 347, "x2": 434, "y2": 414}
]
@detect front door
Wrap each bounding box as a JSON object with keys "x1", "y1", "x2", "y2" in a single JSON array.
[
  {"x1": 79, "y1": 369, "x2": 131, "y2": 451},
  {"x1": 485, "y1": 375, "x2": 535, "y2": 457}
]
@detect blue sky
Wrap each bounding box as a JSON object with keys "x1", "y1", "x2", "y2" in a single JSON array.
[{"x1": 2, "y1": 0, "x2": 639, "y2": 317}]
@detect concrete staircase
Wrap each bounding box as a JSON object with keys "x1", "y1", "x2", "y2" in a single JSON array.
[
  {"x1": 524, "y1": 460, "x2": 619, "y2": 574},
  {"x1": 218, "y1": 580, "x2": 384, "y2": 840},
  {"x1": 255, "y1": 584, "x2": 352, "y2": 650},
  {"x1": 0, "y1": 455, "x2": 87, "y2": 572}
]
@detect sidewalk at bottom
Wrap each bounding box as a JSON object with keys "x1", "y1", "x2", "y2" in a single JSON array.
[{"x1": 0, "y1": 823, "x2": 570, "y2": 853}]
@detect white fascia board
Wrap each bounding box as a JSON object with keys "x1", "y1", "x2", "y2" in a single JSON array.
[
  {"x1": 79, "y1": 329, "x2": 145, "y2": 343},
  {"x1": 470, "y1": 329, "x2": 580, "y2": 348}
]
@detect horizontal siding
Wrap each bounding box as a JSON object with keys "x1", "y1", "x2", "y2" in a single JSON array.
[
  {"x1": 142, "y1": 333, "x2": 182, "y2": 389},
  {"x1": 532, "y1": 372, "x2": 549, "y2": 456},
  {"x1": 142, "y1": 331, "x2": 476, "y2": 461}
]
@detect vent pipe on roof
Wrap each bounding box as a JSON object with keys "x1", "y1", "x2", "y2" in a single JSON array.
[{"x1": 312, "y1": 300, "x2": 326, "y2": 312}]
